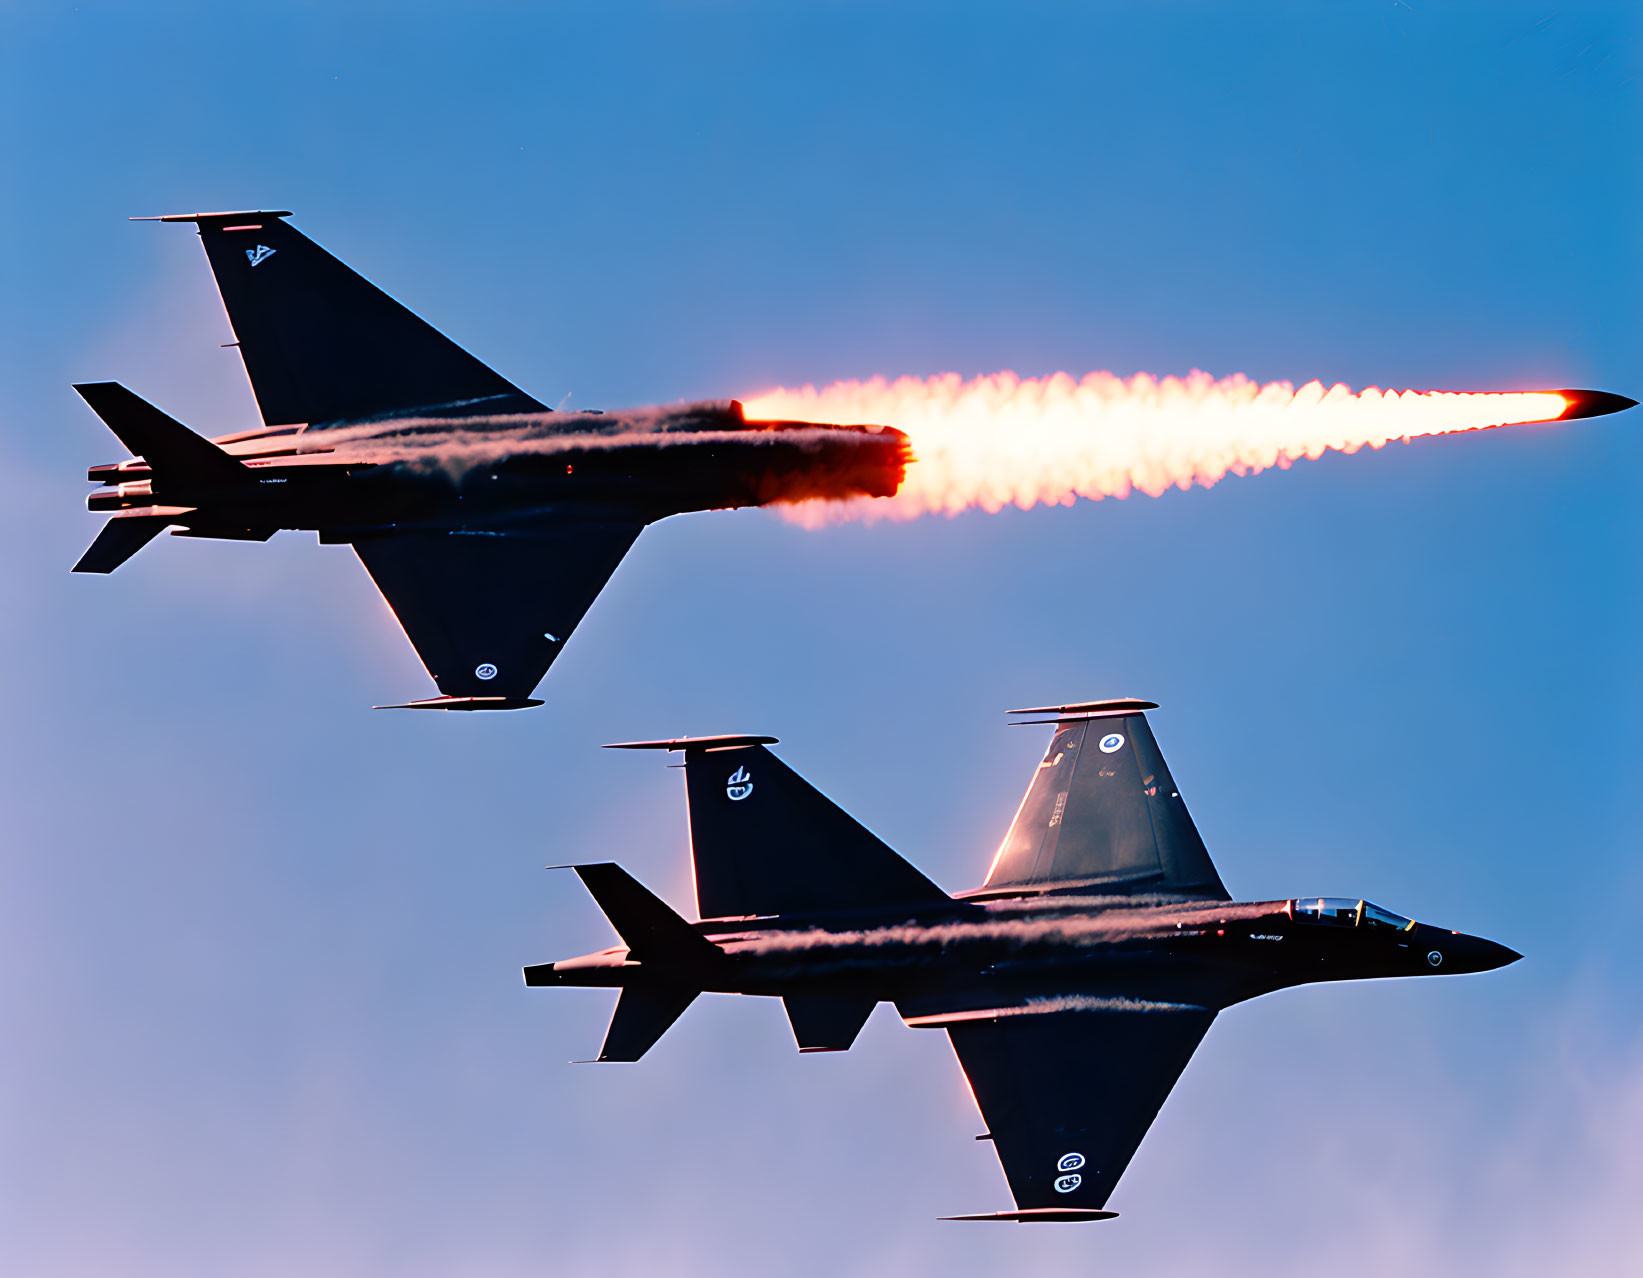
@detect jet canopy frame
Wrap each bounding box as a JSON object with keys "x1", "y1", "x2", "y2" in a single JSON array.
[{"x1": 1290, "y1": 897, "x2": 1415, "y2": 931}]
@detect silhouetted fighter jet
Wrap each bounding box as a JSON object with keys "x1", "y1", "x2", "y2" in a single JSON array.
[
  {"x1": 528, "y1": 699, "x2": 1520, "y2": 1221},
  {"x1": 72, "y1": 211, "x2": 906, "y2": 709}
]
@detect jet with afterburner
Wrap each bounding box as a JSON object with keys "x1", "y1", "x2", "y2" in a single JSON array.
[
  {"x1": 71, "y1": 211, "x2": 907, "y2": 709},
  {"x1": 528, "y1": 699, "x2": 1520, "y2": 1221}
]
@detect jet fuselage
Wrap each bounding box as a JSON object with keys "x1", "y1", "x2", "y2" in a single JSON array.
[
  {"x1": 527, "y1": 714, "x2": 1522, "y2": 1218},
  {"x1": 531, "y1": 891, "x2": 1520, "y2": 1016},
  {"x1": 85, "y1": 402, "x2": 909, "y2": 538}
]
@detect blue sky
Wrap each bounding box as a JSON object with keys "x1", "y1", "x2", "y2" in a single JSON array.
[{"x1": 2, "y1": 3, "x2": 1640, "y2": 1275}]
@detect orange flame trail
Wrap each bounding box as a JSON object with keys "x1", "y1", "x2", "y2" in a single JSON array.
[{"x1": 742, "y1": 370, "x2": 1567, "y2": 523}]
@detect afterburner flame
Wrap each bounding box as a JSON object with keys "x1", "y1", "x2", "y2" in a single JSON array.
[{"x1": 742, "y1": 370, "x2": 1567, "y2": 523}]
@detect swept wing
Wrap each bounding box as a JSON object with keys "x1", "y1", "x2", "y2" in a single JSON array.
[
  {"x1": 140, "y1": 210, "x2": 545, "y2": 426},
  {"x1": 355, "y1": 518, "x2": 642, "y2": 707},
  {"x1": 934, "y1": 1002, "x2": 1216, "y2": 1219},
  {"x1": 983, "y1": 700, "x2": 1228, "y2": 899}
]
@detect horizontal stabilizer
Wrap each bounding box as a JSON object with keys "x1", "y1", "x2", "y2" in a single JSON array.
[
  {"x1": 72, "y1": 512, "x2": 175, "y2": 574},
  {"x1": 784, "y1": 993, "x2": 877, "y2": 1052},
  {"x1": 568, "y1": 863, "x2": 725, "y2": 969},
  {"x1": 72, "y1": 383, "x2": 248, "y2": 485},
  {"x1": 595, "y1": 986, "x2": 698, "y2": 1063}
]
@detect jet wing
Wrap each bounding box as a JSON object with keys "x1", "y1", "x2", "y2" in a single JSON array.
[
  {"x1": 141, "y1": 211, "x2": 545, "y2": 427},
  {"x1": 938, "y1": 1003, "x2": 1215, "y2": 1216},
  {"x1": 351, "y1": 518, "x2": 642, "y2": 707},
  {"x1": 984, "y1": 702, "x2": 1229, "y2": 898}
]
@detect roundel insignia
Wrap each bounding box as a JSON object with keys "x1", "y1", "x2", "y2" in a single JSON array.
[
  {"x1": 1427, "y1": 950, "x2": 1443, "y2": 967},
  {"x1": 1098, "y1": 733, "x2": 1125, "y2": 753},
  {"x1": 726, "y1": 766, "x2": 754, "y2": 802},
  {"x1": 1054, "y1": 1173, "x2": 1082, "y2": 1194},
  {"x1": 475, "y1": 663, "x2": 498, "y2": 681},
  {"x1": 1057, "y1": 1152, "x2": 1086, "y2": 1173}
]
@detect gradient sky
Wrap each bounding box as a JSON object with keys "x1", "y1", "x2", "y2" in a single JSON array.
[{"x1": 3, "y1": 4, "x2": 1640, "y2": 1275}]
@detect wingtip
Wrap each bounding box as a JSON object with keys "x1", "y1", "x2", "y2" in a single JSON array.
[
  {"x1": 602, "y1": 734, "x2": 779, "y2": 751},
  {"x1": 374, "y1": 695, "x2": 545, "y2": 711},
  {"x1": 130, "y1": 209, "x2": 294, "y2": 223},
  {"x1": 938, "y1": 1208, "x2": 1120, "y2": 1223},
  {"x1": 1008, "y1": 698, "x2": 1158, "y2": 718}
]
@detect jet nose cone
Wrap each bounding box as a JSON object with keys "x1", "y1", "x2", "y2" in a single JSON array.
[
  {"x1": 1481, "y1": 941, "x2": 1523, "y2": 971},
  {"x1": 1426, "y1": 933, "x2": 1521, "y2": 973}
]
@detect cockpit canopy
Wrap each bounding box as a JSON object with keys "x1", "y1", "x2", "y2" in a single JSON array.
[{"x1": 1290, "y1": 897, "x2": 1414, "y2": 931}]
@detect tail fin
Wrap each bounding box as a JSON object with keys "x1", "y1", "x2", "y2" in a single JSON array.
[
  {"x1": 71, "y1": 510, "x2": 177, "y2": 574},
  {"x1": 568, "y1": 864, "x2": 725, "y2": 969},
  {"x1": 137, "y1": 210, "x2": 545, "y2": 427},
  {"x1": 565, "y1": 864, "x2": 720, "y2": 1063},
  {"x1": 605, "y1": 736, "x2": 951, "y2": 921},
  {"x1": 983, "y1": 699, "x2": 1228, "y2": 899},
  {"x1": 73, "y1": 383, "x2": 247, "y2": 485}
]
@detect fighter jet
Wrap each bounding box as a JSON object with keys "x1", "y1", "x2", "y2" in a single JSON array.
[
  {"x1": 527, "y1": 699, "x2": 1520, "y2": 1221},
  {"x1": 72, "y1": 211, "x2": 907, "y2": 709}
]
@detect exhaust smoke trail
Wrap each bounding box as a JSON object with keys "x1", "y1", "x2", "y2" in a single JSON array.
[
  {"x1": 742, "y1": 370, "x2": 1610, "y2": 524},
  {"x1": 720, "y1": 899, "x2": 1274, "y2": 958}
]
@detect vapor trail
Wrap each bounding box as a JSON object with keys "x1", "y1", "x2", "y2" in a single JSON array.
[
  {"x1": 742, "y1": 370, "x2": 1571, "y2": 523},
  {"x1": 719, "y1": 900, "x2": 1273, "y2": 957}
]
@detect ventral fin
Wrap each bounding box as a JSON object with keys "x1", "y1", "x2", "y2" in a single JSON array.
[{"x1": 784, "y1": 993, "x2": 877, "y2": 1052}]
